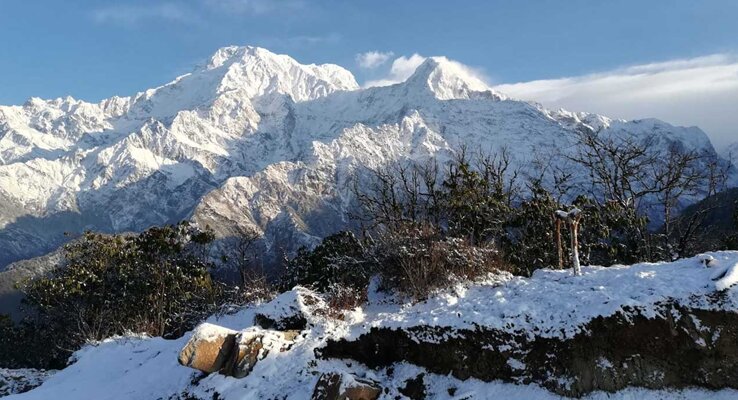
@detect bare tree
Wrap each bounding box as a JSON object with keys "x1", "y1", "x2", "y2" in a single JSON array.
[
  {"x1": 352, "y1": 158, "x2": 443, "y2": 232},
  {"x1": 567, "y1": 129, "x2": 660, "y2": 209},
  {"x1": 668, "y1": 155, "x2": 730, "y2": 256},
  {"x1": 568, "y1": 128, "x2": 730, "y2": 259}
]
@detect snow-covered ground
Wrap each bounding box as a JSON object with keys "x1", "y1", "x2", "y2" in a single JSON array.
[
  {"x1": 6, "y1": 251, "x2": 738, "y2": 399},
  {"x1": 0, "y1": 369, "x2": 54, "y2": 397},
  {"x1": 358, "y1": 251, "x2": 738, "y2": 339}
]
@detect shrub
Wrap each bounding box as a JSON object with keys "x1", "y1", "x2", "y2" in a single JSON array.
[
  {"x1": 21, "y1": 222, "x2": 223, "y2": 366},
  {"x1": 279, "y1": 231, "x2": 373, "y2": 294},
  {"x1": 371, "y1": 223, "x2": 507, "y2": 300},
  {"x1": 503, "y1": 186, "x2": 562, "y2": 275},
  {"x1": 323, "y1": 283, "x2": 367, "y2": 318},
  {"x1": 0, "y1": 315, "x2": 59, "y2": 369}
]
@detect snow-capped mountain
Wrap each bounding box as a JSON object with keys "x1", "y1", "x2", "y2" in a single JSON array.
[{"x1": 0, "y1": 46, "x2": 730, "y2": 269}]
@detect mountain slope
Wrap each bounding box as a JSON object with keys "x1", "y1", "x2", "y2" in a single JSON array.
[
  {"x1": 0, "y1": 46, "x2": 731, "y2": 269},
  {"x1": 723, "y1": 141, "x2": 738, "y2": 166}
]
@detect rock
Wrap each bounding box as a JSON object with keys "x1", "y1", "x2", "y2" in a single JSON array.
[
  {"x1": 399, "y1": 374, "x2": 426, "y2": 400},
  {"x1": 254, "y1": 313, "x2": 308, "y2": 331},
  {"x1": 318, "y1": 302, "x2": 738, "y2": 397},
  {"x1": 343, "y1": 382, "x2": 382, "y2": 400},
  {"x1": 225, "y1": 330, "x2": 264, "y2": 378},
  {"x1": 254, "y1": 287, "x2": 327, "y2": 331},
  {"x1": 177, "y1": 323, "x2": 237, "y2": 374},
  {"x1": 702, "y1": 255, "x2": 718, "y2": 268},
  {"x1": 281, "y1": 329, "x2": 302, "y2": 343},
  {"x1": 180, "y1": 324, "x2": 302, "y2": 378},
  {"x1": 311, "y1": 372, "x2": 381, "y2": 400},
  {"x1": 311, "y1": 373, "x2": 342, "y2": 400}
]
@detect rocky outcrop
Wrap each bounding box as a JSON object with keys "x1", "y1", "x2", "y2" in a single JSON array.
[
  {"x1": 253, "y1": 286, "x2": 328, "y2": 331},
  {"x1": 178, "y1": 323, "x2": 237, "y2": 374},
  {"x1": 178, "y1": 323, "x2": 299, "y2": 378},
  {"x1": 318, "y1": 300, "x2": 738, "y2": 397},
  {"x1": 311, "y1": 372, "x2": 382, "y2": 400}
]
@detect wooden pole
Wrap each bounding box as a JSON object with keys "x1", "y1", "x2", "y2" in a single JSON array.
[
  {"x1": 570, "y1": 215, "x2": 582, "y2": 276},
  {"x1": 555, "y1": 219, "x2": 564, "y2": 269}
]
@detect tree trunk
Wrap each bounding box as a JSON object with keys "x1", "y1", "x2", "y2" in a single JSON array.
[
  {"x1": 556, "y1": 219, "x2": 564, "y2": 269},
  {"x1": 571, "y1": 220, "x2": 581, "y2": 276}
]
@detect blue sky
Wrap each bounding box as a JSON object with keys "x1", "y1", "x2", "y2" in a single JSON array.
[{"x1": 2, "y1": 1, "x2": 738, "y2": 146}]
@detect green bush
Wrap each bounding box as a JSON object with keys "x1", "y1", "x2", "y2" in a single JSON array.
[
  {"x1": 20, "y1": 222, "x2": 223, "y2": 367},
  {"x1": 0, "y1": 315, "x2": 61, "y2": 369},
  {"x1": 279, "y1": 231, "x2": 372, "y2": 293}
]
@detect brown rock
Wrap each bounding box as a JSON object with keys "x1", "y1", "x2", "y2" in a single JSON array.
[
  {"x1": 226, "y1": 331, "x2": 266, "y2": 378},
  {"x1": 342, "y1": 382, "x2": 382, "y2": 400},
  {"x1": 281, "y1": 329, "x2": 301, "y2": 344},
  {"x1": 311, "y1": 372, "x2": 381, "y2": 400},
  {"x1": 178, "y1": 323, "x2": 238, "y2": 374},
  {"x1": 180, "y1": 324, "x2": 302, "y2": 379}
]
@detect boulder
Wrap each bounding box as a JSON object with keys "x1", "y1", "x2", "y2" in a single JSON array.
[
  {"x1": 180, "y1": 323, "x2": 302, "y2": 378},
  {"x1": 225, "y1": 330, "x2": 264, "y2": 378},
  {"x1": 177, "y1": 323, "x2": 237, "y2": 374},
  {"x1": 311, "y1": 372, "x2": 381, "y2": 400}
]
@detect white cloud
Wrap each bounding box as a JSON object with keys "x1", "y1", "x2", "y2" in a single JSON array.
[
  {"x1": 364, "y1": 54, "x2": 427, "y2": 87},
  {"x1": 92, "y1": 3, "x2": 197, "y2": 25},
  {"x1": 362, "y1": 53, "x2": 491, "y2": 91},
  {"x1": 493, "y1": 54, "x2": 738, "y2": 149},
  {"x1": 355, "y1": 51, "x2": 394, "y2": 69}
]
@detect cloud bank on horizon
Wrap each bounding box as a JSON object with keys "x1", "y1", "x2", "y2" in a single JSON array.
[
  {"x1": 494, "y1": 53, "x2": 738, "y2": 149},
  {"x1": 360, "y1": 52, "x2": 738, "y2": 149}
]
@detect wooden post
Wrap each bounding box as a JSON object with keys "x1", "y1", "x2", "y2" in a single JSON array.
[
  {"x1": 570, "y1": 219, "x2": 580, "y2": 275},
  {"x1": 556, "y1": 209, "x2": 582, "y2": 276},
  {"x1": 569, "y1": 209, "x2": 582, "y2": 276},
  {"x1": 555, "y1": 218, "x2": 564, "y2": 269},
  {"x1": 554, "y1": 211, "x2": 568, "y2": 269}
]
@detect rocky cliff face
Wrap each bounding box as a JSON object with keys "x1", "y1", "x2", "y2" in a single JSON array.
[
  {"x1": 0, "y1": 46, "x2": 732, "y2": 270},
  {"x1": 319, "y1": 301, "x2": 738, "y2": 397}
]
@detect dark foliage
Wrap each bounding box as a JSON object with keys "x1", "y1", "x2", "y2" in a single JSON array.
[
  {"x1": 8, "y1": 222, "x2": 223, "y2": 368},
  {"x1": 280, "y1": 231, "x2": 373, "y2": 293}
]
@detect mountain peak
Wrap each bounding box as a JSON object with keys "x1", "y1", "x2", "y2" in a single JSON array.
[
  {"x1": 120, "y1": 45, "x2": 359, "y2": 119},
  {"x1": 405, "y1": 56, "x2": 504, "y2": 100},
  {"x1": 196, "y1": 45, "x2": 359, "y2": 102},
  {"x1": 203, "y1": 45, "x2": 284, "y2": 71}
]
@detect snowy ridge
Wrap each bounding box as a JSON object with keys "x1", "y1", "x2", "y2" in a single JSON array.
[
  {"x1": 0, "y1": 45, "x2": 732, "y2": 268},
  {"x1": 358, "y1": 251, "x2": 738, "y2": 339},
  {"x1": 8, "y1": 252, "x2": 738, "y2": 399}
]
